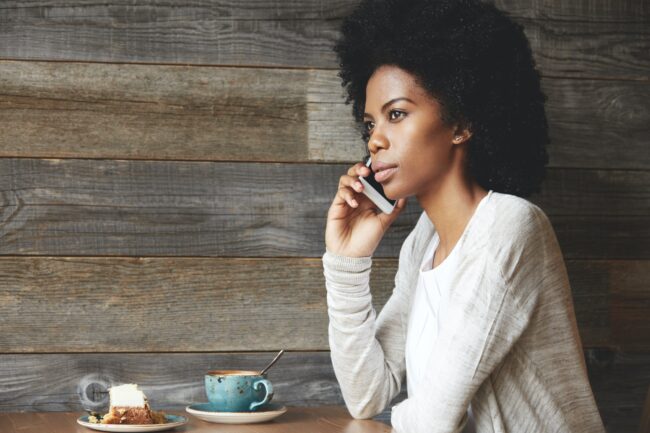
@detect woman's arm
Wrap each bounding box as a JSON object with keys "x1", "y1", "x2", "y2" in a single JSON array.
[{"x1": 323, "y1": 224, "x2": 420, "y2": 419}]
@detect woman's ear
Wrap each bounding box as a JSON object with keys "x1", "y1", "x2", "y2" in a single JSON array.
[{"x1": 452, "y1": 124, "x2": 472, "y2": 145}]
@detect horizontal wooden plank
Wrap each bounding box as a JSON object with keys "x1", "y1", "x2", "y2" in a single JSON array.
[
  {"x1": 494, "y1": 0, "x2": 650, "y2": 23},
  {"x1": 0, "y1": 352, "x2": 347, "y2": 412},
  {"x1": 518, "y1": 18, "x2": 649, "y2": 80},
  {"x1": 548, "y1": 215, "x2": 649, "y2": 260},
  {"x1": 0, "y1": 159, "x2": 647, "y2": 259},
  {"x1": 544, "y1": 78, "x2": 650, "y2": 170},
  {"x1": 0, "y1": 2, "x2": 343, "y2": 68},
  {"x1": 585, "y1": 349, "x2": 650, "y2": 433},
  {"x1": 567, "y1": 260, "x2": 649, "y2": 351},
  {"x1": 1, "y1": 61, "x2": 648, "y2": 168},
  {"x1": 0, "y1": 61, "x2": 315, "y2": 163},
  {"x1": 0, "y1": 159, "x2": 408, "y2": 258},
  {"x1": 0, "y1": 257, "x2": 646, "y2": 352},
  {"x1": 0, "y1": 349, "x2": 647, "y2": 433},
  {"x1": 0, "y1": 257, "x2": 393, "y2": 353},
  {"x1": 529, "y1": 169, "x2": 649, "y2": 216},
  {"x1": 0, "y1": 0, "x2": 356, "y2": 20},
  {"x1": 0, "y1": 1, "x2": 647, "y2": 80},
  {"x1": 641, "y1": 386, "x2": 650, "y2": 433},
  {"x1": 0, "y1": 0, "x2": 645, "y2": 25}
]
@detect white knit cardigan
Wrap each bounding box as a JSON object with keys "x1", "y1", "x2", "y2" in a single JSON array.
[{"x1": 323, "y1": 191, "x2": 605, "y2": 433}]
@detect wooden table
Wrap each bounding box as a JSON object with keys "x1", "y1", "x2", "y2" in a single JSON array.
[{"x1": 0, "y1": 406, "x2": 394, "y2": 433}]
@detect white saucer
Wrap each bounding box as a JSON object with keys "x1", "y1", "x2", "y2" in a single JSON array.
[
  {"x1": 185, "y1": 402, "x2": 287, "y2": 424},
  {"x1": 77, "y1": 414, "x2": 188, "y2": 432}
]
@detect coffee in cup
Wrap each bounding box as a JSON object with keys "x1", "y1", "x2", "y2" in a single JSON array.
[{"x1": 204, "y1": 370, "x2": 273, "y2": 412}]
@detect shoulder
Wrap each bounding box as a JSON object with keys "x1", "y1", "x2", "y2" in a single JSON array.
[
  {"x1": 477, "y1": 192, "x2": 556, "y2": 284},
  {"x1": 485, "y1": 192, "x2": 549, "y2": 243},
  {"x1": 488, "y1": 192, "x2": 548, "y2": 233}
]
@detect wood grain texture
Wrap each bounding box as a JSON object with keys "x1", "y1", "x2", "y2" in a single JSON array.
[
  {"x1": 0, "y1": 257, "x2": 646, "y2": 352},
  {"x1": 544, "y1": 78, "x2": 650, "y2": 170},
  {"x1": 0, "y1": 1, "x2": 344, "y2": 68},
  {"x1": 0, "y1": 159, "x2": 647, "y2": 259},
  {"x1": 568, "y1": 260, "x2": 650, "y2": 351},
  {"x1": 494, "y1": 0, "x2": 650, "y2": 23},
  {"x1": 531, "y1": 168, "x2": 650, "y2": 216},
  {"x1": 0, "y1": 61, "x2": 315, "y2": 163},
  {"x1": 547, "y1": 215, "x2": 649, "y2": 260},
  {"x1": 518, "y1": 18, "x2": 649, "y2": 80},
  {"x1": 0, "y1": 257, "x2": 395, "y2": 353},
  {"x1": 585, "y1": 349, "x2": 650, "y2": 433},
  {"x1": 0, "y1": 349, "x2": 647, "y2": 433},
  {"x1": 0, "y1": 1, "x2": 647, "y2": 80},
  {"x1": 1, "y1": 0, "x2": 646, "y2": 25},
  {"x1": 0, "y1": 159, "x2": 646, "y2": 258},
  {"x1": 640, "y1": 385, "x2": 650, "y2": 433},
  {"x1": 1, "y1": 61, "x2": 648, "y2": 167},
  {"x1": 0, "y1": 352, "x2": 346, "y2": 412}
]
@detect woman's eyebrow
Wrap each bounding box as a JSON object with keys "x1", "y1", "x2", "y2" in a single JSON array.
[{"x1": 363, "y1": 97, "x2": 415, "y2": 118}]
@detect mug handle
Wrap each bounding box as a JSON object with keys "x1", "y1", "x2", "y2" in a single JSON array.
[{"x1": 249, "y1": 379, "x2": 273, "y2": 411}]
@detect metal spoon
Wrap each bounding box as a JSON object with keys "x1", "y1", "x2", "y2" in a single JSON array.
[{"x1": 259, "y1": 349, "x2": 285, "y2": 376}]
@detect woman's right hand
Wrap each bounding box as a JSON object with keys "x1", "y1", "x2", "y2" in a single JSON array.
[{"x1": 325, "y1": 162, "x2": 407, "y2": 258}]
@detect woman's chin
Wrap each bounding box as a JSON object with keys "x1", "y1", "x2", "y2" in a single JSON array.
[{"x1": 382, "y1": 184, "x2": 403, "y2": 202}]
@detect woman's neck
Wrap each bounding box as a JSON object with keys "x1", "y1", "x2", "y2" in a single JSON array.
[{"x1": 418, "y1": 175, "x2": 488, "y2": 265}]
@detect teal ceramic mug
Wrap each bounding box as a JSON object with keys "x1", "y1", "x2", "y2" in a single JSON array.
[{"x1": 204, "y1": 370, "x2": 273, "y2": 412}]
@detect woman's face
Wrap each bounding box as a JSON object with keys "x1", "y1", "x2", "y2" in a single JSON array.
[{"x1": 363, "y1": 65, "x2": 463, "y2": 200}]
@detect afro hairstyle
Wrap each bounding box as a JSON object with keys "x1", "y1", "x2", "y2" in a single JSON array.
[{"x1": 334, "y1": 0, "x2": 549, "y2": 198}]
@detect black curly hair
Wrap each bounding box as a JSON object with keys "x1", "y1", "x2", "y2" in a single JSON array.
[{"x1": 334, "y1": 0, "x2": 549, "y2": 198}]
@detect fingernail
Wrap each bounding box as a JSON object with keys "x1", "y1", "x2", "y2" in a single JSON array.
[{"x1": 351, "y1": 199, "x2": 358, "y2": 207}]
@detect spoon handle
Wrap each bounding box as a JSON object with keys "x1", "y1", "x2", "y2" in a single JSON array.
[{"x1": 259, "y1": 349, "x2": 285, "y2": 376}]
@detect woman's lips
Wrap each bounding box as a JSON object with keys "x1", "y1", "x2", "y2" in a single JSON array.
[{"x1": 375, "y1": 167, "x2": 398, "y2": 183}]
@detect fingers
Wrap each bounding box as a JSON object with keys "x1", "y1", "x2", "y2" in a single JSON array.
[
  {"x1": 347, "y1": 162, "x2": 371, "y2": 177},
  {"x1": 337, "y1": 178, "x2": 362, "y2": 208},
  {"x1": 377, "y1": 197, "x2": 408, "y2": 224},
  {"x1": 337, "y1": 163, "x2": 371, "y2": 208}
]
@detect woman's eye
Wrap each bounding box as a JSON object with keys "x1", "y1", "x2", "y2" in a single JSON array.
[
  {"x1": 390, "y1": 110, "x2": 406, "y2": 120},
  {"x1": 362, "y1": 112, "x2": 403, "y2": 138}
]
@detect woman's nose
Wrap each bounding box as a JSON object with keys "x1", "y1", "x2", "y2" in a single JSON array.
[{"x1": 367, "y1": 127, "x2": 389, "y2": 154}]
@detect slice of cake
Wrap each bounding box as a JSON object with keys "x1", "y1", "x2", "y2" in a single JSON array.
[{"x1": 100, "y1": 384, "x2": 166, "y2": 425}]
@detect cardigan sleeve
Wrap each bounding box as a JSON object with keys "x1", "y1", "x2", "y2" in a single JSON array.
[
  {"x1": 390, "y1": 207, "x2": 545, "y2": 433},
  {"x1": 322, "y1": 221, "x2": 422, "y2": 419}
]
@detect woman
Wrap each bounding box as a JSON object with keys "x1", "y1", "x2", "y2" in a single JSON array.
[{"x1": 322, "y1": 0, "x2": 606, "y2": 432}]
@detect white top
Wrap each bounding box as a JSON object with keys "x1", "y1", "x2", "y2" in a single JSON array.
[
  {"x1": 405, "y1": 192, "x2": 492, "y2": 433},
  {"x1": 323, "y1": 191, "x2": 605, "y2": 433},
  {"x1": 406, "y1": 232, "x2": 463, "y2": 396}
]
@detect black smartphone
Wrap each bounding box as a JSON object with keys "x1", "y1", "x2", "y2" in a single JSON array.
[{"x1": 358, "y1": 155, "x2": 397, "y2": 214}]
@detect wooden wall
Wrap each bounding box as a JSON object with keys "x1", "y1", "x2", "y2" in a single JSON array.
[{"x1": 0, "y1": 1, "x2": 648, "y2": 432}]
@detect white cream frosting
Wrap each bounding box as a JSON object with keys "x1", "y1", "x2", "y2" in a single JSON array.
[{"x1": 109, "y1": 384, "x2": 147, "y2": 408}]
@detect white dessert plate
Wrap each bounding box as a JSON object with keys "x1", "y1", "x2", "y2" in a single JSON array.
[
  {"x1": 185, "y1": 402, "x2": 287, "y2": 424},
  {"x1": 77, "y1": 414, "x2": 188, "y2": 432}
]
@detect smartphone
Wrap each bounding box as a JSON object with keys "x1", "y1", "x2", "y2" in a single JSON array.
[{"x1": 358, "y1": 155, "x2": 397, "y2": 214}]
